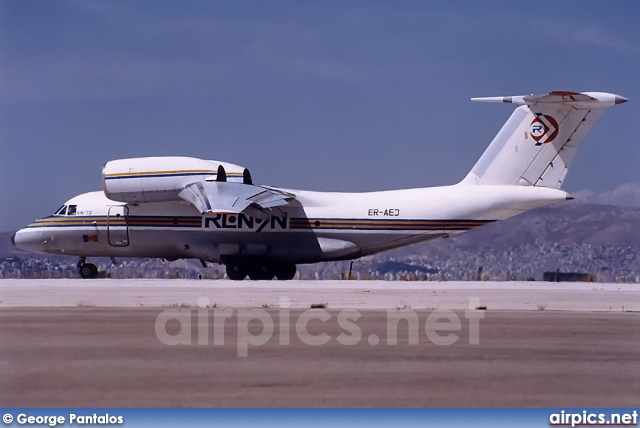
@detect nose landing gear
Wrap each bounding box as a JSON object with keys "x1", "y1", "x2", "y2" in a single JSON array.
[{"x1": 77, "y1": 257, "x2": 99, "y2": 279}]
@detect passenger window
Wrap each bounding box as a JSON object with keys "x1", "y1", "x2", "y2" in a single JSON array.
[
  {"x1": 55, "y1": 205, "x2": 67, "y2": 215},
  {"x1": 67, "y1": 205, "x2": 77, "y2": 216}
]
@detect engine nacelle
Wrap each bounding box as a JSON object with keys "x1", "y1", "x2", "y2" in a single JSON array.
[{"x1": 103, "y1": 156, "x2": 252, "y2": 203}]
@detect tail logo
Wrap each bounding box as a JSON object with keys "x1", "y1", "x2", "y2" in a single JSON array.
[{"x1": 530, "y1": 114, "x2": 559, "y2": 146}]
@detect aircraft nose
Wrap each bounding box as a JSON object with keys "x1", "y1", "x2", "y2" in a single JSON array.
[
  {"x1": 13, "y1": 228, "x2": 58, "y2": 254},
  {"x1": 12, "y1": 228, "x2": 43, "y2": 253}
]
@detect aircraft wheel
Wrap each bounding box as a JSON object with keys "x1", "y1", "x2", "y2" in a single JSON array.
[
  {"x1": 275, "y1": 263, "x2": 296, "y2": 280},
  {"x1": 226, "y1": 263, "x2": 247, "y2": 281},
  {"x1": 248, "y1": 263, "x2": 275, "y2": 281},
  {"x1": 79, "y1": 263, "x2": 98, "y2": 279}
]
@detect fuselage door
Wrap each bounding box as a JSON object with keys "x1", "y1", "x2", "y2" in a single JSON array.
[{"x1": 107, "y1": 205, "x2": 129, "y2": 247}]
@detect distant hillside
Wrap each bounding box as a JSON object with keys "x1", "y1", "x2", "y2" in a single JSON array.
[
  {"x1": 356, "y1": 203, "x2": 640, "y2": 281},
  {"x1": 385, "y1": 203, "x2": 640, "y2": 258}
]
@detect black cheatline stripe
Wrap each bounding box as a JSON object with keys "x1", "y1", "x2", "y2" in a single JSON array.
[
  {"x1": 302, "y1": 226, "x2": 477, "y2": 231},
  {"x1": 289, "y1": 225, "x2": 487, "y2": 231},
  {"x1": 31, "y1": 220, "x2": 113, "y2": 226},
  {"x1": 30, "y1": 216, "x2": 201, "y2": 228},
  {"x1": 290, "y1": 217, "x2": 492, "y2": 223},
  {"x1": 289, "y1": 218, "x2": 493, "y2": 230},
  {"x1": 128, "y1": 216, "x2": 201, "y2": 227}
]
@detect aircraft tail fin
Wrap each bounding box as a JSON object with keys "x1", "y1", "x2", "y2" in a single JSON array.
[{"x1": 460, "y1": 91, "x2": 627, "y2": 188}]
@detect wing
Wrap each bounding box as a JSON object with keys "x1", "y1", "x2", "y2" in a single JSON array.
[{"x1": 178, "y1": 181, "x2": 295, "y2": 217}]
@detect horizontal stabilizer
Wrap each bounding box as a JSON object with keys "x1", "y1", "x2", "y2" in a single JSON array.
[{"x1": 471, "y1": 91, "x2": 628, "y2": 108}]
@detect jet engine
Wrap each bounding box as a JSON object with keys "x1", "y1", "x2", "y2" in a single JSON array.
[{"x1": 103, "y1": 156, "x2": 253, "y2": 203}]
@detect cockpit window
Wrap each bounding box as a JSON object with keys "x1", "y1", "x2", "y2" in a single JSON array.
[
  {"x1": 67, "y1": 205, "x2": 77, "y2": 216},
  {"x1": 55, "y1": 205, "x2": 67, "y2": 215}
]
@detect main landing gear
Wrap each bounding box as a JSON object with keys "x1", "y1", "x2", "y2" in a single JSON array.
[
  {"x1": 77, "y1": 257, "x2": 98, "y2": 279},
  {"x1": 225, "y1": 260, "x2": 297, "y2": 281}
]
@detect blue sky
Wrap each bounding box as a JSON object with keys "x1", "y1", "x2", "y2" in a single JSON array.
[{"x1": 1, "y1": 1, "x2": 639, "y2": 231}]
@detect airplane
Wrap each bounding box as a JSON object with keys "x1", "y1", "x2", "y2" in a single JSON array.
[{"x1": 12, "y1": 91, "x2": 627, "y2": 280}]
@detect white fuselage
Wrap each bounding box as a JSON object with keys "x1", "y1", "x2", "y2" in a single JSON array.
[{"x1": 14, "y1": 184, "x2": 568, "y2": 264}]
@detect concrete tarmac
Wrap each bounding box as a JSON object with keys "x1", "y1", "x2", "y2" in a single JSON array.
[
  {"x1": 1, "y1": 279, "x2": 639, "y2": 311},
  {"x1": 1, "y1": 280, "x2": 639, "y2": 407}
]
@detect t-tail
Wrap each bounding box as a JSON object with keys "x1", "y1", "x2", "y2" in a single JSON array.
[{"x1": 461, "y1": 91, "x2": 627, "y2": 189}]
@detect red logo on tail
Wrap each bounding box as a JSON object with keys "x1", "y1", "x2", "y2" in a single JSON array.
[{"x1": 530, "y1": 114, "x2": 559, "y2": 146}]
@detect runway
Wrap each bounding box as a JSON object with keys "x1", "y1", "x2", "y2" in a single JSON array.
[
  {"x1": 1, "y1": 280, "x2": 639, "y2": 407},
  {"x1": 1, "y1": 279, "x2": 639, "y2": 311}
]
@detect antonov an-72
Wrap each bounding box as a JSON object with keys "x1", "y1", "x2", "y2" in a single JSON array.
[{"x1": 13, "y1": 91, "x2": 627, "y2": 279}]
